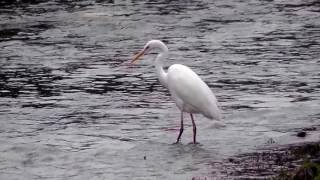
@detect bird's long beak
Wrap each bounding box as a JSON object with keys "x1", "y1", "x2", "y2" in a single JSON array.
[{"x1": 131, "y1": 48, "x2": 146, "y2": 64}]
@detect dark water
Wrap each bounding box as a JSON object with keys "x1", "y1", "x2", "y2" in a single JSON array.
[{"x1": 0, "y1": 0, "x2": 319, "y2": 179}]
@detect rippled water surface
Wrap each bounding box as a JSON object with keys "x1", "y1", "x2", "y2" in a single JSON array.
[{"x1": 0, "y1": 0, "x2": 319, "y2": 179}]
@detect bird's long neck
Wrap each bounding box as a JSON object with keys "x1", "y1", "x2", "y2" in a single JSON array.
[{"x1": 155, "y1": 47, "x2": 169, "y2": 88}]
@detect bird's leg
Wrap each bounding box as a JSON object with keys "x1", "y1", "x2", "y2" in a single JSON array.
[
  {"x1": 190, "y1": 113, "x2": 197, "y2": 144},
  {"x1": 176, "y1": 111, "x2": 184, "y2": 143}
]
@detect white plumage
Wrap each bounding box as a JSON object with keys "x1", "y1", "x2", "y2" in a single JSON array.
[
  {"x1": 167, "y1": 64, "x2": 221, "y2": 120},
  {"x1": 131, "y1": 40, "x2": 221, "y2": 144}
]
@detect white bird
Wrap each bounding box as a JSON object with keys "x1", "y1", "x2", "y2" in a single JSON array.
[{"x1": 131, "y1": 40, "x2": 221, "y2": 144}]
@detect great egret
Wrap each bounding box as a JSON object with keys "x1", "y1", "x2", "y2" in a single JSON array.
[{"x1": 131, "y1": 40, "x2": 221, "y2": 144}]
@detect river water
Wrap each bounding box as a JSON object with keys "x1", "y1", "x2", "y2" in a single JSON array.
[{"x1": 0, "y1": 0, "x2": 319, "y2": 179}]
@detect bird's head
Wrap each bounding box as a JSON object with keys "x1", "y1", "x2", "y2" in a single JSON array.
[{"x1": 131, "y1": 40, "x2": 168, "y2": 64}]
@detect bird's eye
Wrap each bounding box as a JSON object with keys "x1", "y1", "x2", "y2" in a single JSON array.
[{"x1": 146, "y1": 46, "x2": 150, "y2": 50}]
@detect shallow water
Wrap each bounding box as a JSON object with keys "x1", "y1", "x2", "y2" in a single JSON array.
[{"x1": 0, "y1": 0, "x2": 319, "y2": 179}]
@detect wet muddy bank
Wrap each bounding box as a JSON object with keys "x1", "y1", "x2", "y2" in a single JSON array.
[{"x1": 214, "y1": 140, "x2": 320, "y2": 179}]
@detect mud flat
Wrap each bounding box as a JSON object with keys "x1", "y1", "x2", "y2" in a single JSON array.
[{"x1": 213, "y1": 136, "x2": 320, "y2": 179}]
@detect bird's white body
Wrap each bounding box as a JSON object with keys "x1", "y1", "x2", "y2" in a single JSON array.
[
  {"x1": 167, "y1": 64, "x2": 221, "y2": 120},
  {"x1": 131, "y1": 40, "x2": 221, "y2": 143}
]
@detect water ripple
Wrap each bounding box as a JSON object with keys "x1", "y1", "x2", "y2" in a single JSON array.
[{"x1": 0, "y1": 0, "x2": 319, "y2": 179}]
